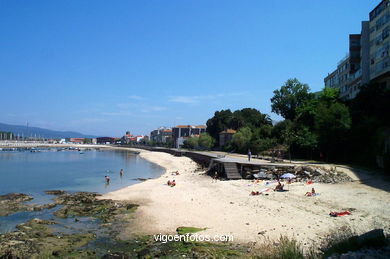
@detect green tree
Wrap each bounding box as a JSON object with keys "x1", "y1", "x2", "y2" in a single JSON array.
[
  {"x1": 281, "y1": 124, "x2": 296, "y2": 162},
  {"x1": 164, "y1": 137, "x2": 173, "y2": 148},
  {"x1": 347, "y1": 83, "x2": 390, "y2": 168},
  {"x1": 314, "y1": 101, "x2": 351, "y2": 161},
  {"x1": 231, "y1": 108, "x2": 272, "y2": 129},
  {"x1": 198, "y1": 133, "x2": 214, "y2": 150},
  {"x1": 294, "y1": 87, "x2": 350, "y2": 161},
  {"x1": 294, "y1": 126, "x2": 318, "y2": 159},
  {"x1": 250, "y1": 138, "x2": 277, "y2": 155},
  {"x1": 206, "y1": 108, "x2": 271, "y2": 147},
  {"x1": 206, "y1": 109, "x2": 233, "y2": 144},
  {"x1": 183, "y1": 136, "x2": 199, "y2": 149},
  {"x1": 271, "y1": 78, "x2": 314, "y2": 120},
  {"x1": 83, "y1": 138, "x2": 92, "y2": 144},
  {"x1": 272, "y1": 120, "x2": 293, "y2": 143},
  {"x1": 231, "y1": 127, "x2": 252, "y2": 153}
]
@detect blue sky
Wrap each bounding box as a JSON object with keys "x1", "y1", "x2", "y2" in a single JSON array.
[{"x1": 0, "y1": 0, "x2": 375, "y2": 136}]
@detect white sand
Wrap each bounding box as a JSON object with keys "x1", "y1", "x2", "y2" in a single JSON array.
[{"x1": 102, "y1": 150, "x2": 390, "y2": 247}]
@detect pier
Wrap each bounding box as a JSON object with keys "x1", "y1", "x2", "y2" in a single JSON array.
[{"x1": 136, "y1": 147, "x2": 296, "y2": 180}]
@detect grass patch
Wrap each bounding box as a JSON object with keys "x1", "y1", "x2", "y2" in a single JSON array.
[
  {"x1": 90, "y1": 236, "x2": 246, "y2": 258},
  {"x1": 176, "y1": 226, "x2": 207, "y2": 235},
  {"x1": 250, "y1": 236, "x2": 305, "y2": 259}
]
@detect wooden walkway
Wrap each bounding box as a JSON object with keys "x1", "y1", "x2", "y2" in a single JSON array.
[{"x1": 131, "y1": 146, "x2": 296, "y2": 180}]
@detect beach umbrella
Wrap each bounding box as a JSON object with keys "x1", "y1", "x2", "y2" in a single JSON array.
[
  {"x1": 280, "y1": 173, "x2": 296, "y2": 191},
  {"x1": 280, "y1": 173, "x2": 296, "y2": 179}
]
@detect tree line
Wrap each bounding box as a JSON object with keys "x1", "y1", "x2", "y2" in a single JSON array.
[{"x1": 204, "y1": 78, "x2": 390, "y2": 170}]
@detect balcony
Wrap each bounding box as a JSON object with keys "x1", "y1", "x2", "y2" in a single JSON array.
[{"x1": 348, "y1": 69, "x2": 362, "y2": 81}]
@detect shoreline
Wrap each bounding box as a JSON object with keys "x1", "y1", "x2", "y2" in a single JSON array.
[
  {"x1": 102, "y1": 149, "x2": 390, "y2": 247},
  {"x1": 1, "y1": 145, "x2": 389, "y2": 247}
]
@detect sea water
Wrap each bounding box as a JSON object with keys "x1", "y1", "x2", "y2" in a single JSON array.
[{"x1": 0, "y1": 149, "x2": 164, "y2": 232}]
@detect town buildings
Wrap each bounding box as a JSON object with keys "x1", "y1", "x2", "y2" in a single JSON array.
[
  {"x1": 96, "y1": 137, "x2": 117, "y2": 144},
  {"x1": 150, "y1": 127, "x2": 172, "y2": 144},
  {"x1": 68, "y1": 138, "x2": 85, "y2": 144},
  {"x1": 324, "y1": 0, "x2": 390, "y2": 99},
  {"x1": 369, "y1": 0, "x2": 390, "y2": 87},
  {"x1": 150, "y1": 125, "x2": 207, "y2": 148},
  {"x1": 121, "y1": 131, "x2": 148, "y2": 144},
  {"x1": 172, "y1": 125, "x2": 206, "y2": 148}
]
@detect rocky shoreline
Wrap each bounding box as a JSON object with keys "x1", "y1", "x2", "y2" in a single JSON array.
[
  {"x1": 0, "y1": 191, "x2": 139, "y2": 258},
  {"x1": 0, "y1": 190, "x2": 252, "y2": 258},
  {"x1": 1, "y1": 188, "x2": 389, "y2": 258}
]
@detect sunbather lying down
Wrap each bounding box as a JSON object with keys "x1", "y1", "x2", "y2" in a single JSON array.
[
  {"x1": 167, "y1": 180, "x2": 176, "y2": 187},
  {"x1": 305, "y1": 188, "x2": 317, "y2": 196},
  {"x1": 329, "y1": 211, "x2": 351, "y2": 217},
  {"x1": 251, "y1": 191, "x2": 260, "y2": 196}
]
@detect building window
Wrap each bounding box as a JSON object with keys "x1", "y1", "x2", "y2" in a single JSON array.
[{"x1": 383, "y1": 26, "x2": 390, "y2": 40}]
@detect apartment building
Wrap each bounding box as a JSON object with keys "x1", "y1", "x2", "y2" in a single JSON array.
[
  {"x1": 150, "y1": 127, "x2": 172, "y2": 144},
  {"x1": 369, "y1": 0, "x2": 390, "y2": 86},
  {"x1": 324, "y1": 23, "x2": 370, "y2": 99},
  {"x1": 172, "y1": 125, "x2": 206, "y2": 148},
  {"x1": 324, "y1": 1, "x2": 390, "y2": 99}
]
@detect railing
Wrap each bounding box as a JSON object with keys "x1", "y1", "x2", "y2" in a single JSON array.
[
  {"x1": 337, "y1": 54, "x2": 349, "y2": 66},
  {"x1": 349, "y1": 69, "x2": 362, "y2": 81}
]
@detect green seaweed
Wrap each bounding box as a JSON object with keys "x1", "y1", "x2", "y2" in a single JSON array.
[{"x1": 176, "y1": 226, "x2": 207, "y2": 235}]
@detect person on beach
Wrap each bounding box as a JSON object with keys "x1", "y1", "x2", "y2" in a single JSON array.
[
  {"x1": 120, "y1": 169, "x2": 123, "y2": 176},
  {"x1": 212, "y1": 171, "x2": 218, "y2": 183},
  {"x1": 305, "y1": 188, "x2": 316, "y2": 196},
  {"x1": 167, "y1": 180, "x2": 176, "y2": 187},
  {"x1": 274, "y1": 180, "x2": 284, "y2": 191},
  {"x1": 248, "y1": 149, "x2": 252, "y2": 161},
  {"x1": 105, "y1": 175, "x2": 110, "y2": 184}
]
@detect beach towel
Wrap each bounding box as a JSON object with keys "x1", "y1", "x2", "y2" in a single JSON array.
[
  {"x1": 329, "y1": 211, "x2": 351, "y2": 217},
  {"x1": 260, "y1": 188, "x2": 270, "y2": 193},
  {"x1": 305, "y1": 192, "x2": 320, "y2": 197}
]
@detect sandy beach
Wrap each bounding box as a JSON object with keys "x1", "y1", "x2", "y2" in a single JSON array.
[{"x1": 103, "y1": 149, "x2": 390, "y2": 247}]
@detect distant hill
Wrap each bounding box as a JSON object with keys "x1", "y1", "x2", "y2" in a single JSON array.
[{"x1": 0, "y1": 122, "x2": 97, "y2": 139}]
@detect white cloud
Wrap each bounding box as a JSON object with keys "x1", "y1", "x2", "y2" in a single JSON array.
[
  {"x1": 168, "y1": 92, "x2": 248, "y2": 104},
  {"x1": 116, "y1": 103, "x2": 133, "y2": 109},
  {"x1": 140, "y1": 106, "x2": 167, "y2": 113},
  {"x1": 168, "y1": 96, "x2": 199, "y2": 104},
  {"x1": 168, "y1": 95, "x2": 214, "y2": 104},
  {"x1": 101, "y1": 111, "x2": 134, "y2": 116},
  {"x1": 128, "y1": 95, "x2": 145, "y2": 100},
  {"x1": 70, "y1": 117, "x2": 108, "y2": 125}
]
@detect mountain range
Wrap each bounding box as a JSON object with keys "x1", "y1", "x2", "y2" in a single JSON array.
[{"x1": 0, "y1": 122, "x2": 97, "y2": 139}]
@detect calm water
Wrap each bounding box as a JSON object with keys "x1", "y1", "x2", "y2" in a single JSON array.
[{"x1": 0, "y1": 149, "x2": 164, "y2": 232}]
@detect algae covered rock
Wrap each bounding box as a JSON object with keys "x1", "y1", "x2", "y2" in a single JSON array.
[
  {"x1": 0, "y1": 218, "x2": 95, "y2": 259},
  {"x1": 44, "y1": 190, "x2": 66, "y2": 195},
  {"x1": 51, "y1": 192, "x2": 138, "y2": 223},
  {"x1": 0, "y1": 193, "x2": 33, "y2": 217}
]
